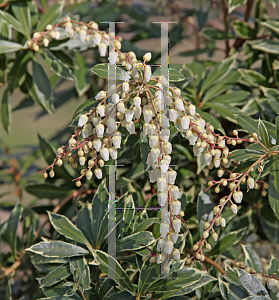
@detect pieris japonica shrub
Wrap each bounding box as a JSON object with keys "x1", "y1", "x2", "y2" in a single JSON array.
[{"x1": 1, "y1": 0, "x2": 279, "y2": 299}]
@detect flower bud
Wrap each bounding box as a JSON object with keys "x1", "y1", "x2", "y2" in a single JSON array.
[
  {"x1": 49, "y1": 170, "x2": 55, "y2": 178},
  {"x1": 233, "y1": 191, "x2": 243, "y2": 203},
  {"x1": 174, "y1": 98, "x2": 184, "y2": 111},
  {"x1": 94, "y1": 168, "x2": 102, "y2": 179},
  {"x1": 203, "y1": 231, "x2": 209, "y2": 239},
  {"x1": 212, "y1": 232, "x2": 218, "y2": 241},
  {"x1": 76, "y1": 180, "x2": 81, "y2": 187},
  {"x1": 170, "y1": 231, "x2": 178, "y2": 244},
  {"x1": 142, "y1": 255, "x2": 149, "y2": 262},
  {"x1": 86, "y1": 170, "x2": 93, "y2": 180},
  {"x1": 96, "y1": 123, "x2": 104, "y2": 138},
  {"x1": 100, "y1": 147, "x2": 109, "y2": 161},
  {"x1": 172, "y1": 248, "x2": 180, "y2": 261},
  {"x1": 213, "y1": 206, "x2": 220, "y2": 215},
  {"x1": 220, "y1": 217, "x2": 226, "y2": 227},
  {"x1": 193, "y1": 244, "x2": 199, "y2": 251},
  {"x1": 150, "y1": 256, "x2": 156, "y2": 263},
  {"x1": 204, "y1": 222, "x2": 210, "y2": 230},
  {"x1": 143, "y1": 52, "x2": 151, "y2": 62},
  {"x1": 205, "y1": 243, "x2": 211, "y2": 250},
  {"x1": 231, "y1": 204, "x2": 238, "y2": 214},
  {"x1": 247, "y1": 177, "x2": 255, "y2": 189}
]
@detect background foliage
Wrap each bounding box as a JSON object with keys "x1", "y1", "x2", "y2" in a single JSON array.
[{"x1": 1, "y1": 0, "x2": 279, "y2": 299}]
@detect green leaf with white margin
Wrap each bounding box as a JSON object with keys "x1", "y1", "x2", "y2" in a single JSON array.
[
  {"x1": 238, "y1": 68, "x2": 267, "y2": 87},
  {"x1": 92, "y1": 179, "x2": 109, "y2": 248},
  {"x1": 1, "y1": 89, "x2": 10, "y2": 133},
  {"x1": 235, "y1": 114, "x2": 259, "y2": 136},
  {"x1": 0, "y1": 40, "x2": 23, "y2": 54},
  {"x1": 200, "y1": 27, "x2": 235, "y2": 41},
  {"x1": 25, "y1": 183, "x2": 73, "y2": 199},
  {"x1": 116, "y1": 231, "x2": 155, "y2": 252},
  {"x1": 269, "y1": 157, "x2": 279, "y2": 220},
  {"x1": 267, "y1": 255, "x2": 279, "y2": 276},
  {"x1": 37, "y1": 264, "x2": 71, "y2": 287},
  {"x1": 74, "y1": 52, "x2": 90, "y2": 97},
  {"x1": 228, "y1": 0, "x2": 247, "y2": 13},
  {"x1": 133, "y1": 218, "x2": 160, "y2": 233},
  {"x1": 36, "y1": 1, "x2": 64, "y2": 32},
  {"x1": 197, "y1": 189, "x2": 214, "y2": 238},
  {"x1": 201, "y1": 54, "x2": 236, "y2": 93},
  {"x1": 40, "y1": 50, "x2": 75, "y2": 81},
  {"x1": 5, "y1": 201, "x2": 22, "y2": 257},
  {"x1": 232, "y1": 20, "x2": 256, "y2": 39},
  {"x1": 229, "y1": 149, "x2": 264, "y2": 162},
  {"x1": 236, "y1": 268, "x2": 269, "y2": 296},
  {"x1": 11, "y1": 1, "x2": 32, "y2": 38},
  {"x1": 94, "y1": 250, "x2": 134, "y2": 293},
  {"x1": 260, "y1": 86, "x2": 279, "y2": 114},
  {"x1": 252, "y1": 40, "x2": 279, "y2": 55},
  {"x1": 258, "y1": 119, "x2": 270, "y2": 149},
  {"x1": 218, "y1": 278, "x2": 248, "y2": 300},
  {"x1": 137, "y1": 263, "x2": 161, "y2": 297},
  {"x1": 157, "y1": 274, "x2": 216, "y2": 299},
  {"x1": 242, "y1": 245, "x2": 263, "y2": 273},
  {"x1": 0, "y1": 10, "x2": 29, "y2": 37},
  {"x1": 26, "y1": 241, "x2": 89, "y2": 257},
  {"x1": 48, "y1": 212, "x2": 90, "y2": 246},
  {"x1": 90, "y1": 63, "x2": 131, "y2": 81},
  {"x1": 76, "y1": 203, "x2": 94, "y2": 248},
  {"x1": 32, "y1": 61, "x2": 54, "y2": 113},
  {"x1": 121, "y1": 194, "x2": 135, "y2": 237},
  {"x1": 151, "y1": 65, "x2": 185, "y2": 82},
  {"x1": 208, "y1": 228, "x2": 246, "y2": 256},
  {"x1": 260, "y1": 20, "x2": 279, "y2": 35},
  {"x1": 147, "y1": 268, "x2": 203, "y2": 292}
]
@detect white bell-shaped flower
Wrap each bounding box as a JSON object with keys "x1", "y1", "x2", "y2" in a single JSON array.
[
  {"x1": 100, "y1": 147, "x2": 109, "y2": 161},
  {"x1": 96, "y1": 123, "x2": 104, "y2": 138},
  {"x1": 163, "y1": 142, "x2": 172, "y2": 154},
  {"x1": 93, "y1": 33, "x2": 101, "y2": 45},
  {"x1": 93, "y1": 139, "x2": 102, "y2": 152},
  {"x1": 171, "y1": 200, "x2": 181, "y2": 215},
  {"x1": 161, "y1": 128, "x2": 170, "y2": 143},
  {"x1": 233, "y1": 191, "x2": 243, "y2": 203},
  {"x1": 180, "y1": 116, "x2": 190, "y2": 131},
  {"x1": 161, "y1": 208, "x2": 170, "y2": 223},
  {"x1": 79, "y1": 29, "x2": 87, "y2": 42},
  {"x1": 204, "y1": 152, "x2": 212, "y2": 165},
  {"x1": 125, "y1": 121, "x2": 135, "y2": 134},
  {"x1": 78, "y1": 114, "x2": 88, "y2": 127},
  {"x1": 165, "y1": 240, "x2": 173, "y2": 254},
  {"x1": 145, "y1": 65, "x2": 151, "y2": 82},
  {"x1": 167, "y1": 170, "x2": 177, "y2": 185},
  {"x1": 174, "y1": 98, "x2": 184, "y2": 111},
  {"x1": 109, "y1": 51, "x2": 118, "y2": 64},
  {"x1": 133, "y1": 106, "x2": 141, "y2": 119},
  {"x1": 117, "y1": 101, "x2": 125, "y2": 114},
  {"x1": 106, "y1": 117, "x2": 116, "y2": 134},
  {"x1": 149, "y1": 135, "x2": 159, "y2": 148},
  {"x1": 161, "y1": 114, "x2": 169, "y2": 128},
  {"x1": 170, "y1": 186, "x2": 179, "y2": 200},
  {"x1": 96, "y1": 105, "x2": 105, "y2": 117},
  {"x1": 143, "y1": 123, "x2": 149, "y2": 136},
  {"x1": 161, "y1": 223, "x2": 169, "y2": 238},
  {"x1": 134, "y1": 96, "x2": 141, "y2": 108},
  {"x1": 148, "y1": 124, "x2": 156, "y2": 137},
  {"x1": 188, "y1": 104, "x2": 196, "y2": 116},
  {"x1": 125, "y1": 109, "x2": 134, "y2": 122},
  {"x1": 189, "y1": 132, "x2": 198, "y2": 145},
  {"x1": 98, "y1": 42, "x2": 107, "y2": 57},
  {"x1": 156, "y1": 252, "x2": 167, "y2": 264},
  {"x1": 172, "y1": 218, "x2": 181, "y2": 233},
  {"x1": 170, "y1": 231, "x2": 178, "y2": 244},
  {"x1": 169, "y1": 108, "x2": 178, "y2": 122},
  {"x1": 122, "y1": 81, "x2": 129, "y2": 92},
  {"x1": 150, "y1": 148, "x2": 160, "y2": 161},
  {"x1": 111, "y1": 133, "x2": 121, "y2": 149},
  {"x1": 157, "y1": 177, "x2": 167, "y2": 192},
  {"x1": 95, "y1": 90, "x2": 106, "y2": 100},
  {"x1": 160, "y1": 159, "x2": 169, "y2": 174},
  {"x1": 158, "y1": 192, "x2": 168, "y2": 207},
  {"x1": 109, "y1": 146, "x2": 117, "y2": 159},
  {"x1": 111, "y1": 93, "x2": 120, "y2": 104},
  {"x1": 143, "y1": 109, "x2": 153, "y2": 123},
  {"x1": 143, "y1": 52, "x2": 151, "y2": 62},
  {"x1": 156, "y1": 238, "x2": 165, "y2": 252}
]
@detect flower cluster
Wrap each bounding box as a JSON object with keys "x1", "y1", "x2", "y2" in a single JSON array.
[{"x1": 37, "y1": 17, "x2": 271, "y2": 271}]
